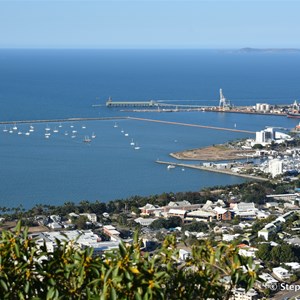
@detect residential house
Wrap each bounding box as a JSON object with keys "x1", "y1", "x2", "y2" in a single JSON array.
[
  {"x1": 273, "y1": 267, "x2": 291, "y2": 281},
  {"x1": 134, "y1": 217, "x2": 156, "y2": 227},
  {"x1": 230, "y1": 288, "x2": 258, "y2": 300}
]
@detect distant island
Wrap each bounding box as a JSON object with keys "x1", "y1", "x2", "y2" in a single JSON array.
[{"x1": 238, "y1": 47, "x2": 300, "y2": 53}]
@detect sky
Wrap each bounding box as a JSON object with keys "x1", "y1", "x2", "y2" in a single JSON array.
[{"x1": 0, "y1": 0, "x2": 299, "y2": 49}]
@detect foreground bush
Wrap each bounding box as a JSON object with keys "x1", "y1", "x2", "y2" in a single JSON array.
[{"x1": 0, "y1": 223, "x2": 256, "y2": 299}]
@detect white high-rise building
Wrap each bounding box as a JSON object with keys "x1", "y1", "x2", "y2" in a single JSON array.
[{"x1": 268, "y1": 159, "x2": 283, "y2": 178}]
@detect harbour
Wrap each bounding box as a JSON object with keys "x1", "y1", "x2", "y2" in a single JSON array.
[{"x1": 0, "y1": 49, "x2": 299, "y2": 209}]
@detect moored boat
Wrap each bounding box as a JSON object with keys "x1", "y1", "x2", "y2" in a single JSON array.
[{"x1": 287, "y1": 111, "x2": 300, "y2": 118}]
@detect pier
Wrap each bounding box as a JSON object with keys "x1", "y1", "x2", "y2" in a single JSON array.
[
  {"x1": 156, "y1": 160, "x2": 268, "y2": 181},
  {"x1": 106, "y1": 98, "x2": 157, "y2": 107}
]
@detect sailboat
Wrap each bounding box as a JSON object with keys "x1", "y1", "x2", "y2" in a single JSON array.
[
  {"x1": 130, "y1": 138, "x2": 135, "y2": 146},
  {"x1": 114, "y1": 122, "x2": 118, "y2": 128},
  {"x1": 134, "y1": 143, "x2": 140, "y2": 150},
  {"x1": 83, "y1": 136, "x2": 92, "y2": 143},
  {"x1": 91, "y1": 133, "x2": 96, "y2": 139},
  {"x1": 3, "y1": 126, "x2": 8, "y2": 132}
]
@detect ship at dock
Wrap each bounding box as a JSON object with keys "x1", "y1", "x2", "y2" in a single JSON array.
[
  {"x1": 287, "y1": 111, "x2": 300, "y2": 118},
  {"x1": 287, "y1": 100, "x2": 300, "y2": 118}
]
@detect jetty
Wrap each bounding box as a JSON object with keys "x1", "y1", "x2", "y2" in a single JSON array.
[
  {"x1": 106, "y1": 97, "x2": 157, "y2": 107},
  {"x1": 156, "y1": 160, "x2": 268, "y2": 181}
]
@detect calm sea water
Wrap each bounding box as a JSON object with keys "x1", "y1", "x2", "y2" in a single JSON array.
[{"x1": 0, "y1": 49, "x2": 300, "y2": 209}]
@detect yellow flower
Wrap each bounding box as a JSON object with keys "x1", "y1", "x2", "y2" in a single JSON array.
[
  {"x1": 148, "y1": 280, "x2": 155, "y2": 288},
  {"x1": 130, "y1": 267, "x2": 140, "y2": 275}
]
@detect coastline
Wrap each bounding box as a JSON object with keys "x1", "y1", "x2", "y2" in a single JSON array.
[{"x1": 170, "y1": 144, "x2": 256, "y2": 161}]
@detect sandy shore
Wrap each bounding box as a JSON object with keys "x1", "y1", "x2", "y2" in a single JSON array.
[{"x1": 170, "y1": 144, "x2": 255, "y2": 161}]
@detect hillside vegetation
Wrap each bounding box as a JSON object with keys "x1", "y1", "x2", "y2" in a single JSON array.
[{"x1": 0, "y1": 223, "x2": 256, "y2": 300}]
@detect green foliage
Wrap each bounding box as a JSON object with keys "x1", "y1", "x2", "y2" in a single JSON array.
[
  {"x1": 150, "y1": 216, "x2": 182, "y2": 230},
  {"x1": 252, "y1": 144, "x2": 264, "y2": 150},
  {"x1": 73, "y1": 215, "x2": 88, "y2": 229},
  {"x1": 0, "y1": 222, "x2": 257, "y2": 300},
  {"x1": 256, "y1": 243, "x2": 272, "y2": 261},
  {"x1": 182, "y1": 221, "x2": 209, "y2": 232},
  {"x1": 270, "y1": 243, "x2": 298, "y2": 264}
]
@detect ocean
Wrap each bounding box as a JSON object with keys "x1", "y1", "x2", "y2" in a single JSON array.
[{"x1": 0, "y1": 49, "x2": 300, "y2": 209}]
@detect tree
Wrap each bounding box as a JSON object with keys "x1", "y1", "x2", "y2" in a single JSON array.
[
  {"x1": 182, "y1": 221, "x2": 208, "y2": 232},
  {"x1": 270, "y1": 244, "x2": 297, "y2": 263},
  {"x1": 256, "y1": 243, "x2": 272, "y2": 261},
  {"x1": 73, "y1": 215, "x2": 88, "y2": 229},
  {"x1": 252, "y1": 144, "x2": 263, "y2": 150}
]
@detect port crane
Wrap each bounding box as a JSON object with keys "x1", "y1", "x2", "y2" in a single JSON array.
[{"x1": 219, "y1": 89, "x2": 231, "y2": 110}]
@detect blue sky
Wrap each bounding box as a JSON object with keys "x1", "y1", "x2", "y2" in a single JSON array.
[{"x1": 0, "y1": 0, "x2": 299, "y2": 49}]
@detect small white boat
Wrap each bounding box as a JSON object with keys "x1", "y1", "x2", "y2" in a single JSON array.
[
  {"x1": 12, "y1": 124, "x2": 18, "y2": 130},
  {"x1": 71, "y1": 135, "x2": 76, "y2": 139},
  {"x1": 25, "y1": 132, "x2": 30, "y2": 136},
  {"x1": 121, "y1": 129, "x2": 124, "y2": 133},
  {"x1": 114, "y1": 122, "x2": 118, "y2": 128},
  {"x1": 124, "y1": 133, "x2": 129, "y2": 137},
  {"x1": 82, "y1": 125, "x2": 86, "y2": 129},
  {"x1": 59, "y1": 123, "x2": 62, "y2": 128},
  {"x1": 18, "y1": 131, "x2": 22, "y2": 135},
  {"x1": 45, "y1": 133, "x2": 51, "y2": 136},
  {"x1": 167, "y1": 165, "x2": 175, "y2": 169},
  {"x1": 64, "y1": 131, "x2": 69, "y2": 136},
  {"x1": 83, "y1": 136, "x2": 92, "y2": 143},
  {"x1": 91, "y1": 133, "x2": 96, "y2": 139},
  {"x1": 3, "y1": 126, "x2": 8, "y2": 132},
  {"x1": 30, "y1": 125, "x2": 34, "y2": 129},
  {"x1": 70, "y1": 125, "x2": 74, "y2": 128},
  {"x1": 9, "y1": 128, "x2": 13, "y2": 134},
  {"x1": 72, "y1": 130, "x2": 77, "y2": 134},
  {"x1": 29, "y1": 128, "x2": 34, "y2": 132},
  {"x1": 45, "y1": 125, "x2": 51, "y2": 131},
  {"x1": 134, "y1": 145, "x2": 140, "y2": 150},
  {"x1": 45, "y1": 135, "x2": 50, "y2": 139},
  {"x1": 130, "y1": 139, "x2": 135, "y2": 146}
]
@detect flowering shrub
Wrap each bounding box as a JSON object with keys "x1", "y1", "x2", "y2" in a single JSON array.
[{"x1": 0, "y1": 222, "x2": 256, "y2": 299}]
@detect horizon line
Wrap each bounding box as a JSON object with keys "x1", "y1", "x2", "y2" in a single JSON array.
[{"x1": 0, "y1": 47, "x2": 300, "y2": 50}]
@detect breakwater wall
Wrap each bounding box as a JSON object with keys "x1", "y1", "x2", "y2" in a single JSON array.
[
  {"x1": 0, "y1": 117, "x2": 127, "y2": 125},
  {"x1": 128, "y1": 117, "x2": 255, "y2": 134},
  {"x1": 156, "y1": 160, "x2": 268, "y2": 181}
]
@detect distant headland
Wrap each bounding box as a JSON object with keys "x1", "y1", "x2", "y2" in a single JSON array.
[{"x1": 238, "y1": 47, "x2": 300, "y2": 53}]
